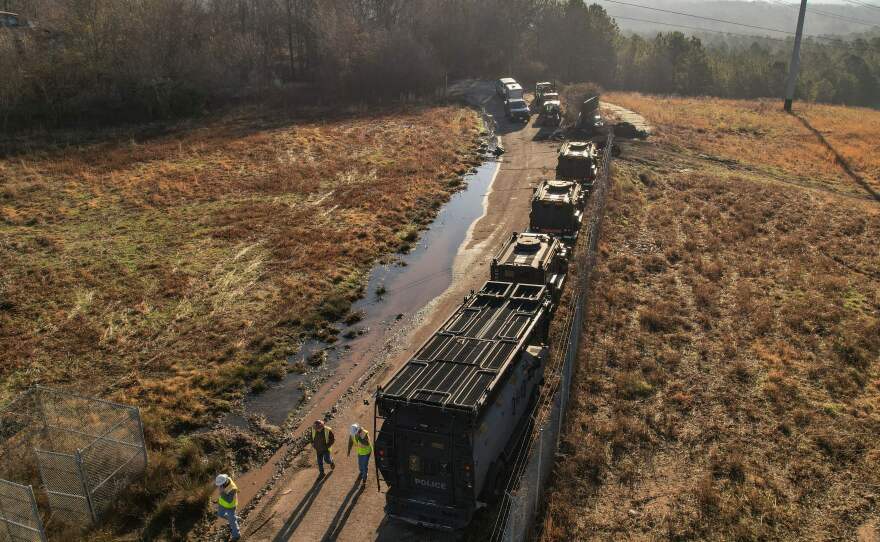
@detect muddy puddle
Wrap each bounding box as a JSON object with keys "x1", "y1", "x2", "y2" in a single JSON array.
[{"x1": 226, "y1": 135, "x2": 501, "y2": 428}]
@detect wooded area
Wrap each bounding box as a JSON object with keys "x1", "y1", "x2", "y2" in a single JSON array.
[{"x1": 1, "y1": 0, "x2": 878, "y2": 129}]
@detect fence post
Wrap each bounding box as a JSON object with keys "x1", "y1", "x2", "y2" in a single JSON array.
[
  {"x1": 28, "y1": 485, "x2": 47, "y2": 542},
  {"x1": 134, "y1": 407, "x2": 148, "y2": 471},
  {"x1": 76, "y1": 450, "x2": 97, "y2": 524}
]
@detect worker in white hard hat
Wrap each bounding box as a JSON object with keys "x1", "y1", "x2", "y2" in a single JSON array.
[
  {"x1": 214, "y1": 474, "x2": 241, "y2": 540},
  {"x1": 347, "y1": 423, "x2": 373, "y2": 487}
]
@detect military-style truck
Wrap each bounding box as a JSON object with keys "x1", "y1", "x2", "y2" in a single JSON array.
[
  {"x1": 536, "y1": 101, "x2": 560, "y2": 126},
  {"x1": 505, "y1": 97, "x2": 530, "y2": 122},
  {"x1": 534, "y1": 81, "x2": 556, "y2": 106},
  {"x1": 556, "y1": 141, "x2": 598, "y2": 186},
  {"x1": 576, "y1": 95, "x2": 604, "y2": 135},
  {"x1": 375, "y1": 281, "x2": 550, "y2": 530},
  {"x1": 491, "y1": 232, "x2": 568, "y2": 300},
  {"x1": 529, "y1": 179, "x2": 584, "y2": 238}
]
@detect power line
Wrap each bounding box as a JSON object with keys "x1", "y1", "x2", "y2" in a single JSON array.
[
  {"x1": 597, "y1": 0, "x2": 799, "y2": 35},
  {"x1": 771, "y1": 0, "x2": 880, "y2": 28},
  {"x1": 598, "y1": 0, "x2": 845, "y2": 43},
  {"x1": 609, "y1": 13, "x2": 791, "y2": 42},
  {"x1": 846, "y1": 0, "x2": 880, "y2": 12},
  {"x1": 609, "y1": 13, "x2": 847, "y2": 45}
]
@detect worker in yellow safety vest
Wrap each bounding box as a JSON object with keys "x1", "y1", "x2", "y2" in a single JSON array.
[
  {"x1": 214, "y1": 474, "x2": 240, "y2": 541},
  {"x1": 347, "y1": 423, "x2": 373, "y2": 487},
  {"x1": 309, "y1": 419, "x2": 335, "y2": 477}
]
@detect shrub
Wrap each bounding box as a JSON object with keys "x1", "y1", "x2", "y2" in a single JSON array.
[
  {"x1": 616, "y1": 372, "x2": 654, "y2": 399},
  {"x1": 638, "y1": 303, "x2": 679, "y2": 333}
]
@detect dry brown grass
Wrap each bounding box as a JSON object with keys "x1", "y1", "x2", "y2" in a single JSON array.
[
  {"x1": 0, "y1": 104, "x2": 479, "y2": 537},
  {"x1": 541, "y1": 100, "x2": 880, "y2": 540},
  {"x1": 603, "y1": 91, "x2": 880, "y2": 200}
]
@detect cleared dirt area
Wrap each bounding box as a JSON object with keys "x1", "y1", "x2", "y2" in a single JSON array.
[
  {"x1": 541, "y1": 97, "x2": 880, "y2": 540},
  {"x1": 0, "y1": 104, "x2": 481, "y2": 537}
]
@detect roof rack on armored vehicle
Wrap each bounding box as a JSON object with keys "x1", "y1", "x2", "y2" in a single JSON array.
[
  {"x1": 377, "y1": 281, "x2": 548, "y2": 415},
  {"x1": 534, "y1": 179, "x2": 581, "y2": 206},
  {"x1": 556, "y1": 141, "x2": 599, "y2": 183},
  {"x1": 492, "y1": 233, "x2": 561, "y2": 272},
  {"x1": 559, "y1": 141, "x2": 596, "y2": 158}
]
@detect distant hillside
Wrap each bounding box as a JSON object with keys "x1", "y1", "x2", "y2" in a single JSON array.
[{"x1": 594, "y1": 0, "x2": 880, "y2": 39}]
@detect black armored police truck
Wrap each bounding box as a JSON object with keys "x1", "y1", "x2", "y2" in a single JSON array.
[
  {"x1": 529, "y1": 179, "x2": 584, "y2": 238},
  {"x1": 556, "y1": 140, "x2": 599, "y2": 187},
  {"x1": 490, "y1": 232, "x2": 568, "y2": 301},
  {"x1": 374, "y1": 280, "x2": 550, "y2": 529}
]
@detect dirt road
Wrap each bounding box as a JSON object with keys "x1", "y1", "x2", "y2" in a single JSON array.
[{"x1": 226, "y1": 81, "x2": 560, "y2": 542}]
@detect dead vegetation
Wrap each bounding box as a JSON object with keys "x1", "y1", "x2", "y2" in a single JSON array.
[
  {"x1": 541, "y1": 96, "x2": 879, "y2": 541},
  {"x1": 603, "y1": 91, "x2": 880, "y2": 200},
  {"x1": 0, "y1": 104, "x2": 480, "y2": 537}
]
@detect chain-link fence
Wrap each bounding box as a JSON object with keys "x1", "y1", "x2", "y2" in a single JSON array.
[
  {"x1": 0, "y1": 387, "x2": 147, "y2": 533},
  {"x1": 0, "y1": 480, "x2": 46, "y2": 542},
  {"x1": 492, "y1": 133, "x2": 614, "y2": 542}
]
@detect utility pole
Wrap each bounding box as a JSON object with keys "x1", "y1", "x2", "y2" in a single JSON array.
[{"x1": 784, "y1": 0, "x2": 808, "y2": 112}]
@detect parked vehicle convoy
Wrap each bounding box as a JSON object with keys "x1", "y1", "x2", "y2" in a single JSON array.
[
  {"x1": 505, "y1": 98, "x2": 531, "y2": 122},
  {"x1": 529, "y1": 179, "x2": 584, "y2": 238},
  {"x1": 556, "y1": 141, "x2": 599, "y2": 186},
  {"x1": 375, "y1": 281, "x2": 550, "y2": 529},
  {"x1": 373, "y1": 77, "x2": 609, "y2": 531},
  {"x1": 491, "y1": 232, "x2": 568, "y2": 301},
  {"x1": 496, "y1": 77, "x2": 517, "y2": 98}
]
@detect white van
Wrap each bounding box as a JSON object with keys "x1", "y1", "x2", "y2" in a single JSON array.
[
  {"x1": 504, "y1": 82, "x2": 524, "y2": 101},
  {"x1": 496, "y1": 77, "x2": 517, "y2": 98}
]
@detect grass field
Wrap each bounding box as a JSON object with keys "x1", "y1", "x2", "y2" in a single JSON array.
[
  {"x1": 603, "y1": 91, "x2": 880, "y2": 201},
  {"x1": 0, "y1": 104, "x2": 480, "y2": 537},
  {"x1": 541, "y1": 95, "x2": 880, "y2": 540}
]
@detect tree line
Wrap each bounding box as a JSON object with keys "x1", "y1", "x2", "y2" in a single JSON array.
[{"x1": 0, "y1": 0, "x2": 877, "y2": 130}]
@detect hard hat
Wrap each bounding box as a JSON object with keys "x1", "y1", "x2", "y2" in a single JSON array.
[
  {"x1": 350, "y1": 423, "x2": 360, "y2": 436},
  {"x1": 214, "y1": 474, "x2": 230, "y2": 487}
]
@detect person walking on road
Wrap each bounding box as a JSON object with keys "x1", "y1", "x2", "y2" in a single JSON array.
[
  {"x1": 309, "y1": 419, "x2": 335, "y2": 477},
  {"x1": 214, "y1": 474, "x2": 241, "y2": 541},
  {"x1": 347, "y1": 423, "x2": 373, "y2": 487}
]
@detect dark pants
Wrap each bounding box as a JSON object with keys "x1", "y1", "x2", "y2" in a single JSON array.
[
  {"x1": 357, "y1": 453, "x2": 370, "y2": 480},
  {"x1": 316, "y1": 450, "x2": 333, "y2": 474}
]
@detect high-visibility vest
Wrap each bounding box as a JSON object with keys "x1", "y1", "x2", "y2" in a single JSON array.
[
  {"x1": 352, "y1": 431, "x2": 372, "y2": 456},
  {"x1": 310, "y1": 426, "x2": 333, "y2": 451},
  {"x1": 217, "y1": 479, "x2": 238, "y2": 509}
]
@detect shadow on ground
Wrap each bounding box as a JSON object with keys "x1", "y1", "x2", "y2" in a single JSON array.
[
  {"x1": 318, "y1": 479, "x2": 366, "y2": 541},
  {"x1": 791, "y1": 112, "x2": 880, "y2": 202},
  {"x1": 270, "y1": 474, "x2": 328, "y2": 542}
]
